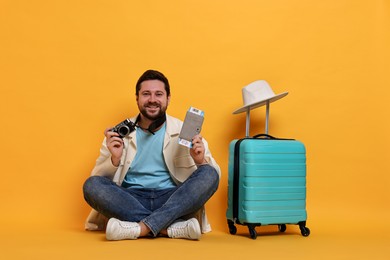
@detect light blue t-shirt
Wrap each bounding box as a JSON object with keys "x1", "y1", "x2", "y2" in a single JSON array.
[{"x1": 121, "y1": 123, "x2": 176, "y2": 189}]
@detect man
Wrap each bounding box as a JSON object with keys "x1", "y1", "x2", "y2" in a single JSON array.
[{"x1": 83, "y1": 69, "x2": 220, "y2": 240}]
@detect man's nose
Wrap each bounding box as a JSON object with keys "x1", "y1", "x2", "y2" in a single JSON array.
[{"x1": 148, "y1": 94, "x2": 157, "y2": 102}]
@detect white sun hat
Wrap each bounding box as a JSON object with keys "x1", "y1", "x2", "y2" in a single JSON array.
[{"x1": 233, "y1": 80, "x2": 288, "y2": 114}]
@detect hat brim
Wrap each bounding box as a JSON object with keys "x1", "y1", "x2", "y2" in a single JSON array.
[{"x1": 232, "y1": 92, "x2": 288, "y2": 114}]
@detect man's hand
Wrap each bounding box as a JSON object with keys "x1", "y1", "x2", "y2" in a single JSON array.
[
  {"x1": 190, "y1": 134, "x2": 207, "y2": 165},
  {"x1": 104, "y1": 127, "x2": 124, "y2": 167}
]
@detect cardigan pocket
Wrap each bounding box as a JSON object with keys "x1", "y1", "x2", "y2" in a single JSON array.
[{"x1": 174, "y1": 155, "x2": 196, "y2": 169}]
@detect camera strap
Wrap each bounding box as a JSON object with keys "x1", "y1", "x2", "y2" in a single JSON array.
[{"x1": 134, "y1": 113, "x2": 167, "y2": 135}]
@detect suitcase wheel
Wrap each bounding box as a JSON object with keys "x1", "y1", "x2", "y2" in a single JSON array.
[
  {"x1": 298, "y1": 221, "x2": 311, "y2": 237},
  {"x1": 248, "y1": 224, "x2": 257, "y2": 239},
  {"x1": 278, "y1": 224, "x2": 287, "y2": 232},
  {"x1": 300, "y1": 226, "x2": 310, "y2": 237},
  {"x1": 227, "y1": 220, "x2": 237, "y2": 235}
]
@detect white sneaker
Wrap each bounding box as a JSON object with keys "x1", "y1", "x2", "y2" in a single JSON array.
[
  {"x1": 106, "y1": 218, "x2": 141, "y2": 240},
  {"x1": 167, "y1": 218, "x2": 201, "y2": 240}
]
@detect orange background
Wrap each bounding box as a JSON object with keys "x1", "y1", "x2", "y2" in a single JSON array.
[{"x1": 1, "y1": 0, "x2": 389, "y2": 258}]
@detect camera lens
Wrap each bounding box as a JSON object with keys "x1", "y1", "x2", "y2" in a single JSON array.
[{"x1": 118, "y1": 125, "x2": 129, "y2": 137}]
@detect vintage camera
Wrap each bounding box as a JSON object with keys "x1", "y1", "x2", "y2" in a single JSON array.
[{"x1": 111, "y1": 118, "x2": 136, "y2": 138}]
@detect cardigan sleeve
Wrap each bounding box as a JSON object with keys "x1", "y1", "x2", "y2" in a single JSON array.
[{"x1": 90, "y1": 137, "x2": 119, "y2": 179}]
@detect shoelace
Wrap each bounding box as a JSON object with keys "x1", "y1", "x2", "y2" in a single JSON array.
[
  {"x1": 171, "y1": 224, "x2": 190, "y2": 238},
  {"x1": 117, "y1": 222, "x2": 139, "y2": 239}
]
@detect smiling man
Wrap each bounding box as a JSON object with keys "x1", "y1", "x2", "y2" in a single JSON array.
[{"x1": 83, "y1": 69, "x2": 221, "y2": 240}]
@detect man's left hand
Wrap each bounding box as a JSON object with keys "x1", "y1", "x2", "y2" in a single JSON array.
[{"x1": 190, "y1": 134, "x2": 207, "y2": 165}]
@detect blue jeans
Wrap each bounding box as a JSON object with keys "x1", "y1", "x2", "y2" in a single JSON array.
[{"x1": 83, "y1": 164, "x2": 219, "y2": 236}]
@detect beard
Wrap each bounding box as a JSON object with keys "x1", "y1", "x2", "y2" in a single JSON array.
[{"x1": 138, "y1": 102, "x2": 167, "y2": 121}]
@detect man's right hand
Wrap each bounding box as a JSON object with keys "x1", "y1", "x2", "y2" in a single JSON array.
[{"x1": 104, "y1": 128, "x2": 124, "y2": 167}]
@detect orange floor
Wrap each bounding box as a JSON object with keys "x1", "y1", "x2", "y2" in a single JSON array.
[{"x1": 2, "y1": 207, "x2": 389, "y2": 260}]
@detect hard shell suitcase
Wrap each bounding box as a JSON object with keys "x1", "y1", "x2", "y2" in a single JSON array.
[{"x1": 226, "y1": 134, "x2": 310, "y2": 239}]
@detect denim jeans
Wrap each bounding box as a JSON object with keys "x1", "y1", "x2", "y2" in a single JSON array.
[{"x1": 83, "y1": 164, "x2": 219, "y2": 236}]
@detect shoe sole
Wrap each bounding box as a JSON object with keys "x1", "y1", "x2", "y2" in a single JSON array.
[
  {"x1": 106, "y1": 218, "x2": 120, "y2": 241},
  {"x1": 187, "y1": 218, "x2": 201, "y2": 240}
]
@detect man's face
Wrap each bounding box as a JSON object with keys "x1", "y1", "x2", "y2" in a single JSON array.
[{"x1": 136, "y1": 79, "x2": 170, "y2": 121}]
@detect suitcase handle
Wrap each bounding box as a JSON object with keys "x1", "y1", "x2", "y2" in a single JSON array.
[
  {"x1": 253, "y1": 133, "x2": 295, "y2": 140},
  {"x1": 253, "y1": 133, "x2": 275, "y2": 139}
]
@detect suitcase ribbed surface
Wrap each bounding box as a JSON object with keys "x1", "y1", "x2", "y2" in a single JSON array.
[{"x1": 226, "y1": 138, "x2": 307, "y2": 225}]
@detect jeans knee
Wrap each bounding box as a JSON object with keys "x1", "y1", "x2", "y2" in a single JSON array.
[
  {"x1": 83, "y1": 176, "x2": 102, "y2": 199},
  {"x1": 197, "y1": 165, "x2": 219, "y2": 190}
]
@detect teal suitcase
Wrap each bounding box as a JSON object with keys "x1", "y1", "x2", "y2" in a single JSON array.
[{"x1": 226, "y1": 134, "x2": 310, "y2": 239}]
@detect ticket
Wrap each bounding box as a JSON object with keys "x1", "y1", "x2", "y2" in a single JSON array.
[{"x1": 178, "y1": 107, "x2": 204, "y2": 148}]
